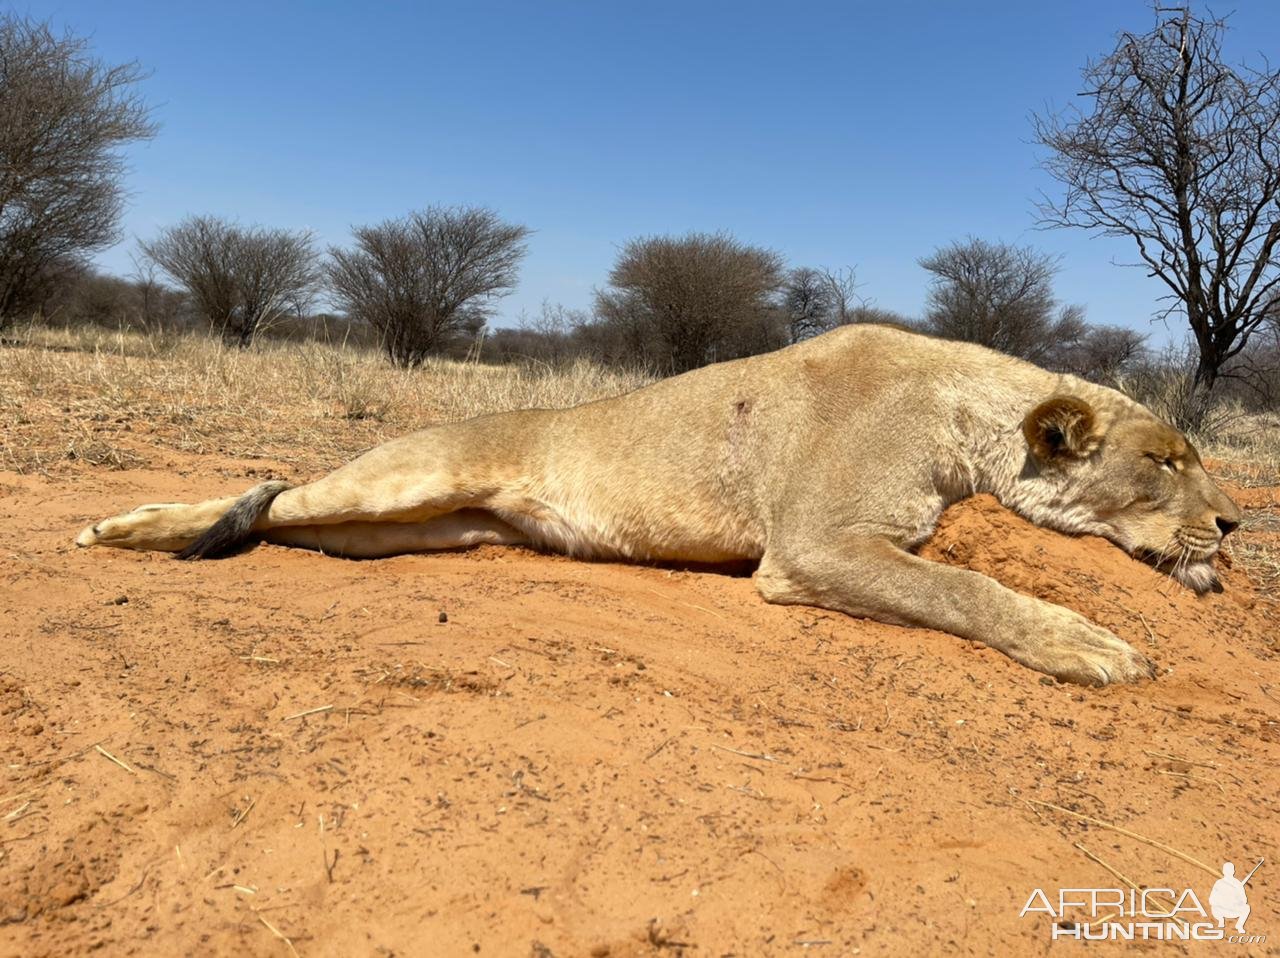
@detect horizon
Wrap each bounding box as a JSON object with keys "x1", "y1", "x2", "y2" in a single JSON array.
[{"x1": 19, "y1": 0, "x2": 1280, "y2": 343}]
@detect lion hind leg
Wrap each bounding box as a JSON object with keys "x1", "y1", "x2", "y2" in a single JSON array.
[
  {"x1": 177, "y1": 481, "x2": 291, "y2": 559},
  {"x1": 78, "y1": 428, "x2": 512, "y2": 556},
  {"x1": 175, "y1": 461, "x2": 479, "y2": 559},
  {"x1": 77, "y1": 493, "x2": 248, "y2": 553}
]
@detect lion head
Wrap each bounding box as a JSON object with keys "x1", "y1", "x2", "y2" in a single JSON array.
[{"x1": 1022, "y1": 395, "x2": 1242, "y2": 594}]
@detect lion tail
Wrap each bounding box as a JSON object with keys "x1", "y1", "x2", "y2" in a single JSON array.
[{"x1": 177, "y1": 481, "x2": 290, "y2": 560}]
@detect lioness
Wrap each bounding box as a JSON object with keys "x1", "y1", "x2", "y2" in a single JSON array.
[{"x1": 77, "y1": 325, "x2": 1241, "y2": 686}]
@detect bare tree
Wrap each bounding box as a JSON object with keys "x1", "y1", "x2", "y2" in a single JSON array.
[
  {"x1": 326, "y1": 206, "x2": 530, "y2": 367},
  {"x1": 595, "y1": 232, "x2": 786, "y2": 373},
  {"x1": 140, "y1": 216, "x2": 318, "y2": 347},
  {"x1": 820, "y1": 266, "x2": 863, "y2": 326},
  {"x1": 1034, "y1": 7, "x2": 1280, "y2": 413},
  {"x1": 0, "y1": 16, "x2": 156, "y2": 328},
  {"x1": 519, "y1": 300, "x2": 591, "y2": 363},
  {"x1": 1220, "y1": 302, "x2": 1280, "y2": 409},
  {"x1": 128, "y1": 252, "x2": 185, "y2": 333},
  {"x1": 780, "y1": 266, "x2": 863, "y2": 342},
  {"x1": 780, "y1": 267, "x2": 834, "y2": 342},
  {"x1": 919, "y1": 237, "x2": 1087, "y2": 363}
]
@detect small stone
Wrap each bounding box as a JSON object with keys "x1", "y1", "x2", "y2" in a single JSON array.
[
  {"x1": 438, "y1": 611, "x2": 448, "y2": 624},
  {"x1": 1039, "y1": 676, "x2": 1055, "y2": 686},
  {"x1": 107, "y1": 595, "x2": 128, "y2": 606}
]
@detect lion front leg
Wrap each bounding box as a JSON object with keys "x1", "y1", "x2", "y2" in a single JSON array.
[{"x1": 755, "y1": 534, "x2": 1156, "y2": 686}]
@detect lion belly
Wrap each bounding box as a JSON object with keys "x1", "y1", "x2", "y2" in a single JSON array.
[{"x1": 487, "y1": 476, "x2": 765, "y2": 564}]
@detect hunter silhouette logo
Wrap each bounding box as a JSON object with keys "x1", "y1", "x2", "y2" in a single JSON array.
[
  {"x1": 1210, "y1": 860, "x2": 1262, "y2": 933},
  {"x1": 1020, "y1": 856, "x2": 1266, "y2": 942}
]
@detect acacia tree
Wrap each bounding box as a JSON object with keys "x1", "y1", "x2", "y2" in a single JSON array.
[
  {"x1": 327, "y1": 206, "x2": 530, "y2": 366},
  {"x1": 140, "y1": 216, "x2": 319, "y2": 347},
  {"x1": 595, "y1": 232, "x2": 786, "y2": 373},
  {"x1": 0, "y1": 16, "x2": 155, "y2": 328},
  {"x1": 919, "y1": 238, "x2": 1087, "y2": 362},
  {"x1": 1034, "y1": 8, "x2": 1280, "y2": 411}
]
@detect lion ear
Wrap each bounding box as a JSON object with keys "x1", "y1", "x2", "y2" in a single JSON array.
[{"x1": 1022, "y1": 396, "x2": 1102, "y2": 462}]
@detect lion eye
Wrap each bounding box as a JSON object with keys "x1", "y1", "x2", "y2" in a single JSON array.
[{"x1": 1145, "y1": 453, "x2": 1177, "y2": 473}]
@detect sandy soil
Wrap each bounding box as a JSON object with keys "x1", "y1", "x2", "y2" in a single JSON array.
[{"x1": 1, "y1": 455, "x2": 1277, "y2": 956}]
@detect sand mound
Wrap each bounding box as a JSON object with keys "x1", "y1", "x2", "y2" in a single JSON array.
[
  {"x1": 923, "y1": 493, "x2": 1272, "y2": 680},
  {"x1": 1, "y1": 463, "x2": 1276, "y2": 955}
]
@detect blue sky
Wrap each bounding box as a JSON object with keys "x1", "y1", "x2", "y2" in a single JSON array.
[{"x1": 17, "y1": 0, "x2": 1280, "y2": 339}]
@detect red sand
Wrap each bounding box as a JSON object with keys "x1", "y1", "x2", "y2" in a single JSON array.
[{"x1": 1, "y1": 458, "x2": 1277, "y2": 955}]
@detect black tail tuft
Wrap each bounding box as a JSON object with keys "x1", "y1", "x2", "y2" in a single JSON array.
[{"x1": 177, "y1": 481, "x2": 290, "y2": 560}]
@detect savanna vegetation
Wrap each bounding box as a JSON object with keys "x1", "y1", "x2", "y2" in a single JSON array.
[{"x1": 2, "y1": 8, "x2": 1278, "y2": 447}]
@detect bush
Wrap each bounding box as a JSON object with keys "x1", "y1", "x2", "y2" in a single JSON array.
[
  {"x1": 327, "y1": 206, "x2": 529, "y2": 367},
  {"x1": 594, "y1": 232, "x2": 786, "y2": 373}
]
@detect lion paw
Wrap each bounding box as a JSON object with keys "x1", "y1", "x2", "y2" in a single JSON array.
[
  {"x1": 77, "y1": 511, "x2": 140, "y2": 548},
  {"x1": 1016, "y1": 611, "x2": 1156, "y2": 687},
  {"x1": 76, "y1": 504, "x2": 191, "y2": 550}
]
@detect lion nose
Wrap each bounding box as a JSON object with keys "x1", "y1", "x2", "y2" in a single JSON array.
[{"x1": 1216, "y1": 515, "x2": 1240, "y2": 537}]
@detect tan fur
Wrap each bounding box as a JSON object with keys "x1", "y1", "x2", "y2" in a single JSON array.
[{"x1": 76, "y1": 325, "x2": 1242, "y2": 686}]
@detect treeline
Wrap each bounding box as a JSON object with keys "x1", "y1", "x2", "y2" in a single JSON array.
[
  {"x1": 487, "y1": 234, "x2": 1147, "y2": 381},
  {"x1": 22, "y1": 219, "x2": 1280, "y2": 419},
  {"x1": 17, "y1": 215, "x2": 1153, "y2": 382},
  {"x1": 30, "y1": 259, "x2": 375, "y2": 346}
]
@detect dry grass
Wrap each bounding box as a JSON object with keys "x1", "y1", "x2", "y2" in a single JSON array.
[
  {"x1": 0, "y1": 324, "x2": 653, "y2": 475},
  {"x1": 1187, "y1": 411, "x2": 1280, "y2": 605},
  {"x1": 1194, "y1": 408, "x2": 1280, "y2": 486},
  {"x1": 1232, "y1": 538, "x2": 1280, "y2": 595}
]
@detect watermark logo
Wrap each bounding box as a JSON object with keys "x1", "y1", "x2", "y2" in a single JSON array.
[
  {"x1": 1210, "y1": 861, "x2": 1253, "y2": 934},
  {"x1": 1020, "y1": 858, "x2": 1266, "y2": 943}
]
